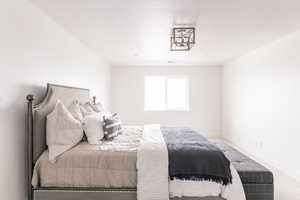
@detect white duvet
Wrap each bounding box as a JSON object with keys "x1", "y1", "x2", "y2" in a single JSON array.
[
  {"x1": 137, "y1": 124, "x2": 169, "y2": 200},
  {"x1": 137, "y1": 124, "x2": 246, "y2": 200}
]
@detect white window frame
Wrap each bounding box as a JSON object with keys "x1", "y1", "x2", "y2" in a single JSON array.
[{"x1": 144, "y1": 75, "x2": 190, "y2": 111}]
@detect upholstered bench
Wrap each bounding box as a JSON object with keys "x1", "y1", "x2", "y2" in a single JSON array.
[{"x1": 213, "y1": 141, "x2": 274, "y2": 200}]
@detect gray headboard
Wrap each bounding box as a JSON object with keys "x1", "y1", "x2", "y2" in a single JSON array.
[{"x1": 26, "y1": 83, "x2": 91, "y2": 199}]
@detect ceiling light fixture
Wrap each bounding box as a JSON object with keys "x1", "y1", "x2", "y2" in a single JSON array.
[{"x1": 170, "y1": 26, "x2": 195, "y2": 51}]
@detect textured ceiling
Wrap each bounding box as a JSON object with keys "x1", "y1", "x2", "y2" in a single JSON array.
[{"x1": 31, "y1": 0, "x2": 300, "y2": 66}]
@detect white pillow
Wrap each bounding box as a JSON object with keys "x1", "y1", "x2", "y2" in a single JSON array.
[
  {"x1": 68, "y1": 100, "x2": 83, "y2": 121},
  {"x1": 87, "y1": 101, "x2": 105, "y2": 112},
  {"x1": 82, "y1": 113, "x2": 105, "y2": 144},
  {"x1": 80, "y1": 103, "x2": 96, "y2": 117},
  {"x1": 47, "y1": 100, "x2": 83, "y2": 162}
]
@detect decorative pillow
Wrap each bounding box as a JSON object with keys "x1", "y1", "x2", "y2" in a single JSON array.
[
  {"x1": 82, "y1": 113, "x2": 105, "y2": 144},
  {"x1": 80, "y1": 103, "x2": 96, "y2": 117},
  {"x1": 103, "y1": 113, "x2": 123, "y2": 140},
  {"x1": 88, "y1": 101, "x2": 105, "y2": 112},
  {"x1": 68, "y1": 100, "x2": 83, "y2": 121},
  {"x1": 46, "y1": 100, "x2": 83, "y2": 162}
]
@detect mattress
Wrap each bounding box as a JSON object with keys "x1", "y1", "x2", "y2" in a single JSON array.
[{"x1": 32, "y1": 126, "x2": 143, "y2": 188}]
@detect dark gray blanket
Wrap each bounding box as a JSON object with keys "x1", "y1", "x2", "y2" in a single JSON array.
[{"x1": 161, "y1": 126, "x2": 232, "y2": 185}]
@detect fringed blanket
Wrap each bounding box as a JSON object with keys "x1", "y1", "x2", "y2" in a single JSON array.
[{"x1": 161, "y1": 126, "x2": 232, "y2": 185}]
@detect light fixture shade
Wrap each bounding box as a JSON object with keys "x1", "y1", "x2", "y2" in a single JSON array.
[{"x1": 170, "y1": 27, "x2": 195, "y2": 51}]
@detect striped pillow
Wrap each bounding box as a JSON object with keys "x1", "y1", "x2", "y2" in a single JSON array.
[{"x1": 103, "y1": 113, "x2": 123, "y2": 140}]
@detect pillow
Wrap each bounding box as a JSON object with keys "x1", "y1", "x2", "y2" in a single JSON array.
[
  {"x1": 82, "y1": 113, "x2": 105, "y2": 144},
  {"x1": 46, "y1": 100, "x2": 83, "y2": 162},
  {"x1": 103, "y1": 113, "x2": 123, "y2": 140},
  {"x1": 80, "y1": 103, "x2": 96, "y2": 117},
  {"x1": 88, "y1": 101, "x2": 105, "y2": 112},
  {"x1": 68, "y1": 100, "x2": 83, "y2": 121}
]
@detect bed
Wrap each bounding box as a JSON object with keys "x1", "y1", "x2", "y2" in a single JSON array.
[{"x1": 26, "y1": 83, "x2": 273, "y2": 200}]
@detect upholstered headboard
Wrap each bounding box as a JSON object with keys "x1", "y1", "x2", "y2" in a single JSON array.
[
  {"x1": 26, "y1": 83, "x2": 91, "y2": 199},
  {"x1": 31, "y1": 83, "x2": 91, "y2": 162}
]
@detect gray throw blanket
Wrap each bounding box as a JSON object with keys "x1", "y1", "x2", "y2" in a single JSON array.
[{"x1": 161, "y1": 126, "x2": 232, "y2": 185}]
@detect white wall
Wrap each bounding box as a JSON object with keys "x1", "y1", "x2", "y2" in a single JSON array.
[
  {"x1": 222, "y1": 29, "x2": 300, "y2": 182},
  {"x1": 0, "y1": 1, "x2": 110, "y2": 200},
  {"x1": 111, "y1": 65, "x2": 221, "y2": 138}
]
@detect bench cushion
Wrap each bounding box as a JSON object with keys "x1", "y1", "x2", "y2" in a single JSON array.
[{"x1": 213, "y1": 141, "x2": 273, "y2": 184}]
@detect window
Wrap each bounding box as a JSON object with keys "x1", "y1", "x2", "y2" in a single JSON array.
[{"x1": 144, "y1": 76, "x2": 189, "y2": 111}]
